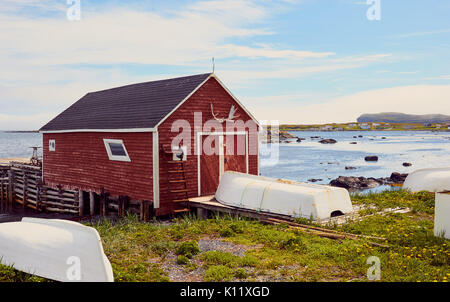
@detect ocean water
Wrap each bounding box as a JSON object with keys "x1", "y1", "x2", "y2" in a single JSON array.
[
  {"x1": 0, "y1": 132, "x2": 42, "y2": 159},
  {"x1": 1, "y1": 131, "x2": 449, "y2": 190},
  {"x1": 259, "y1": 131, "x2": 450, "y2": 188}
]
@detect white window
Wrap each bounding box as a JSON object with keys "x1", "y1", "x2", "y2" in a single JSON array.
[
  {"x1": 103, "y1": 139, "x2": 131, "y2": 162},
  {"x1": 49, "y1": 140, "x2": 56, "y2": 151}
]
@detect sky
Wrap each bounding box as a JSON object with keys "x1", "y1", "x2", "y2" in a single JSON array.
[{"x1": 1, "y1": 0, "x2": 450, "y2": 130}]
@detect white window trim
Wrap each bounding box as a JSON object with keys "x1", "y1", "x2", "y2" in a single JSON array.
[
  {"x1": 103, "y1": 139, "x2": 131, "y2": 162},
  {"x1": 49, "y1": 139, "x2": 56, "y2": 151}
]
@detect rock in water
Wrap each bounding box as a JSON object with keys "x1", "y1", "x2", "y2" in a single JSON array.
[
  {"x1": 308, "y1": 178, "x2": 323, "y2": 183},
  {"x1": 329, "y1": 176, "x2": 382, "y2": 190},
  {"x1": 319, "y1": 139, "x2": 337, "y2": 144},
  {"x1": 365, "y1": 156, "x2": 379, "y2": 162},
  {"x1": 390, "y1": 172, "x2": 408, "y2": 183}
]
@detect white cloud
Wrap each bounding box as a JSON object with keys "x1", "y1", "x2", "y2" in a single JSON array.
[
  {"x1": 0, "y1": 113, "x2": 56, "y2": 131},
  {"x1": 0, "y1": 0, "x2": 323, "y2": 66},
  {"x1": 248, "y1": 85, "x2": 450, "y2": 124},
  {"x1": 0, "y1": 0, "x2": 400, "y2": 130}
]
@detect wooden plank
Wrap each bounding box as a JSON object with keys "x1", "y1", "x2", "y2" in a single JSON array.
[
  {"x1": 78, "y1": 190, "x2": 84, "y2": 216},
  {"x1": 89, "y1": 191, "x2": 95, "y2": 215}
]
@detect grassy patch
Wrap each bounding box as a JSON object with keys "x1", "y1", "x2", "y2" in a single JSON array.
[{"x1": 0, "y1": 190, "x2": 448, "y2": 282}]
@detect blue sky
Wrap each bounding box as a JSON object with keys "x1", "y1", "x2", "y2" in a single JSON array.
[{"x1": 1, "y1": 0, "x2": 450, "y2": 129}]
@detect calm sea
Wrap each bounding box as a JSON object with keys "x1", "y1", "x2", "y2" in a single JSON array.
[
  {"x1": 0, "y1": 132, "x2": 42, "y2": 158},
  {"x1": 259, "y1": 131, "x2": 450, "y2": 188},
  {"x1": 1, "y1": 131, "x2": 449, "y2": 189}
]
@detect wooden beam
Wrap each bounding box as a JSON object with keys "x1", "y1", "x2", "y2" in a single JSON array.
[
  {"x1": 89, "y1": 191, "x2": 95, "y2": 216},
  {"x1": 78, "y1": 190, "x2": 84, "y2": 216}
]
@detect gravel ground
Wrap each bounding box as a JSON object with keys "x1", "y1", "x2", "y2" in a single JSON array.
[
  {"x1": 160, "y1": 236, "x2": 254, "y2": 282},
  {"x1": 198, "y1": 238, "x2": 251, "y2": 257}
]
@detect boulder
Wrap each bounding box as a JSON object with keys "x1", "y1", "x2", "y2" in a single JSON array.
[
  {"x1": 365, "y1": 156, "x2": 379, "y2": 162},
  {"x1": 390, "y1": 172, "x2": 408, "y2": 183},
  {"x1": 319, "y1": 139, "x2": 337, "y2": 144},
  {"x1": 308, "y1": 178, "x2": 323, "y2": 183},
  {"x1": 329, "y1": 176, "x2": 382, "y2": 190},
  {"x1": 345, "y1": 166, "x2": 357, "y2": 170},
  {"x1": 402, "y1": 162, "x2": 412, "y2": 167},
  {"x1": 350, "y1": 142, "x2": 357, "y2": 144}
]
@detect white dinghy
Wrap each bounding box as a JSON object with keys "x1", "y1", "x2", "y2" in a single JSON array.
[
  {"x1": 215, "y1": 172, "x2": 353, "y2": 221},
  {"x1": 0, "y1": 218, "x2": 114, "y2": 282},
  {"x1": 403, "y1": 167, "x2": 450, "y2": 192}
]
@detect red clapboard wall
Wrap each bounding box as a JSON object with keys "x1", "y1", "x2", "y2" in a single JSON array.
[
  {"x1": 41, "y1": 75, "x2": 259, "y2": 217},
  {"x1": 156, "y1": 77, "x2": 259, "y2": 216},
  {"x1": 43, "y1": 132, "x2": 153, "y2": 201}
]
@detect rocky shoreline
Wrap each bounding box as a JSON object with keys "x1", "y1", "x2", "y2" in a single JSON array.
[{"x1": 329, "y1": 172, "x2": 408, "y2": 191}]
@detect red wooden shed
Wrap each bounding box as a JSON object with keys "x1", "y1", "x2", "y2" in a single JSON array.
[{"x1": 39, "y1": 73, "x2": 260, "y2": 216}]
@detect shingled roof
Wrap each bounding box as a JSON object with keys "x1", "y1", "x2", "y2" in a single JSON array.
[{"x1": 40, "y1": 73, "x2": 212, "y2": 132}]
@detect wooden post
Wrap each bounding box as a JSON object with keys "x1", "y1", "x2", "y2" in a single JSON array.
[
  {"x1": 36, "y1": 179, "x2": 41, "y2": 211},
  {"x1": 140, "y1": 200, "x2": 152, "y2": 222},
  {"x1": 144, "y1": 200, "x2": 149, "y2": 222},
  {"x1": 23, "y1": 173, "x2": 28, "y2": 209},
  {"x1": 123, "y1": 196, "x2": 129, "y2": 217},
  {"x1": 99, "y1": 188, "x2": 108, "y2": 217},
  {"x1": 8, "y1": 169, "x2": 14, "y2": 211},
  {"x1": 89, "y1": 191, "x2": 95, "y2": 215},
  {"x1": 78, "y1": 190, "x2": 84, "y2": 216},
  {"x1": 0, "y1": 178, "x2": 4, "y2": 212},
  {"x1": 118, "y1": 196, "x2": 123, "y2": 217},
  {"x1": 197, "y1": 208, "x2": 208, "y2": 220}
]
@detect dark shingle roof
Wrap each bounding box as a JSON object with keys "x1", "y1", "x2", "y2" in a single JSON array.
[{"x1": 40, "y1": 73, "x2": 212, "y2": 131}]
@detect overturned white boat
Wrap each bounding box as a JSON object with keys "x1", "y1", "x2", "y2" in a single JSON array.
[
  {"x1": 0, "y1": 218, "x2": 114, "y2": 282},
  {"x1": 403, "y1": 167, "x2": 450, "y2": 192},
  {"x1": 215, "y1": 172, "x2": 353, "y2": 221}
]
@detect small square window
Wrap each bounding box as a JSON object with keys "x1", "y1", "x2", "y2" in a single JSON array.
[
  {"x1": 103, "y1": 139, "x2": 131, "y2": 162},
  {"x1": 49, "y1": 140, "x2": 56, "y2": 152},
  {"x1": 172, "y1": 145, "x2": 187, "y2": 161}
]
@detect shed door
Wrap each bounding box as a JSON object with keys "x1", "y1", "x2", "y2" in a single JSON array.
[
  {"x1": 224, "y1": 134, "x2": 247, "y2": 174},
  {"x1": 200, "y1": 135, "x2": 220, "y2": 196},
  {"x1": 199, "y1": 133, "x2": 247, "y2": 196}
]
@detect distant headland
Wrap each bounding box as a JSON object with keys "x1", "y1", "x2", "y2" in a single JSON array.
[
  {"x1": 279, "y1": 112, "x2": 450, "y2": 131},
  {"x1": 357, "y1": 112, "x2": 450, "y2": 124}
]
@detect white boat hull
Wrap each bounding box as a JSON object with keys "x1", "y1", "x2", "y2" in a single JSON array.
[
  {"x1": 435, "y1": 192, "x2": 450, "y2": 239},
  {"x1": 0, "y1": 218, "x2": 114, "y2": 282},
  {"x1": 215, "y1": 172, "x2": 353, "y2": 221},
  {"x1": 403, "y1": 167, "x2": 450, "y2": 192}
]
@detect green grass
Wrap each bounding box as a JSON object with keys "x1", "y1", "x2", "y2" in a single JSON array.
[{"x1": 0, "y1": 190, "x2": 448, "y2": 282}]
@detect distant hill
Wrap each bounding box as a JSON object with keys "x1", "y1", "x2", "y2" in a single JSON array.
[{"x1": 357, "y1": 112, "x2": 450, "y2": 124}]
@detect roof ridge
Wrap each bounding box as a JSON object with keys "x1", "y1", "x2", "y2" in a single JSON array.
[{"x1": 87, "y1": 73, "x2": 212, "y2": 95}]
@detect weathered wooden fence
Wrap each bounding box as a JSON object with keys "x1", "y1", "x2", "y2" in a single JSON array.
[{"x1": 0, "y1": 162, "x2": 154, "y2": 220}]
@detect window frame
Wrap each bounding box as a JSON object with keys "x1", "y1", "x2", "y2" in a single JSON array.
[
  {"x1": 49, "y1": 139, "x2": 56, "y2": 152},
  {"x1": 103, "y1": 139, "x2": 131, "y2": 162}
]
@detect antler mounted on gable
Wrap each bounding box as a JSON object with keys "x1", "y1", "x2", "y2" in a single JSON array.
[{"x1": 211, "y1": 104, "x2": 240, "y2": 123}]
